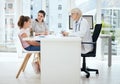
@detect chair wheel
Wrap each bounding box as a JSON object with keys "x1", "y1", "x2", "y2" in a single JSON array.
[
  {"x1": 86, "y1": 73, "x2": 90, "y2": 78},
  {"x1": 96, "y1": 70, "x2": 99, "y2": 74}
]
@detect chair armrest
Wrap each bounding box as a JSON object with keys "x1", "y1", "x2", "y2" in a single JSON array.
[{"x1": 82, "y1": 42, "x2": 96, "y2": 44}]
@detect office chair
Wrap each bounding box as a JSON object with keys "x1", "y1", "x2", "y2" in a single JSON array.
[
  {"x1": 81, "y1": 24, "x2": 102, "y2": 78},
  {"x1": 15, "y1": 35, "x2": 40, "y2": 78}
]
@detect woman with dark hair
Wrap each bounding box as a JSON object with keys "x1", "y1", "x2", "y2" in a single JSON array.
[
  {"x1": 18, "y1": 15, "x2": 40, "y2": 51},
  {"x1": 32, "y1": 10, "x2": 49, "y2": 36}
]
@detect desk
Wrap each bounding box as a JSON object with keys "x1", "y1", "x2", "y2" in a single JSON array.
[
  {"x1": 97, "y1": 34, "x2": 112, "y2": 67},
  {"x1": 40, "y1": 37, "x2": 81, "y2": 84}
]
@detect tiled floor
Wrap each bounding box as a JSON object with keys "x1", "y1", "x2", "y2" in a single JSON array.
[{"x1": 0, "y1": 52, "x2": 120, "y2": 84}]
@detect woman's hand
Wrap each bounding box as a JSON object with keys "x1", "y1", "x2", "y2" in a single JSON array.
[{"x1": 35, "y1": 31, "x2": 48, "y2": 36}]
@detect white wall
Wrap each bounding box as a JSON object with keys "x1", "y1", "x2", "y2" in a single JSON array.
[
  {"x1": 96, "y1": 0, "x2": 102, "y2": 24},
  {"x1": 44, "y1": 0, "x2": 69, "y2": 33}
]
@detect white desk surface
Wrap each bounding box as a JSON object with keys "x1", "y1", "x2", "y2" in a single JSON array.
[
  {"x1": 100, "y1": 34, "x2": 112, "y2": 37},
  {"x1": 23, "y1": 35, "x2": 81, "y2": 41}
]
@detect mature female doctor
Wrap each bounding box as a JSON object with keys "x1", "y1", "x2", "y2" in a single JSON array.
[{"x1": 62, "y1": 8, "x2": 93, "y2": 54}]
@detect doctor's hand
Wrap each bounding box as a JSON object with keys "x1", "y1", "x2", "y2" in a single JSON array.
[{"x1": 61, "y1": 31, "x2": 69, "y2": 36}]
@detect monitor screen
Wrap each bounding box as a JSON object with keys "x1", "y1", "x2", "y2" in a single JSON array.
[{"x1": 69, "y1": 15, "x2": 93, "y2": 29}]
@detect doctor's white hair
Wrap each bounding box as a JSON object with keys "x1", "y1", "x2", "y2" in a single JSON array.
[{"x1": 71, "y1": 8, "x2": 82, "y2": 17}]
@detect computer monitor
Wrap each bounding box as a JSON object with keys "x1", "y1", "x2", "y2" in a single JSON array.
[
  {"x1": 82, "y1": 15, "x2": 93, "y2": 29},
  {"x1": 69, "y1": 15, "x2": 93, "y2": 29}
]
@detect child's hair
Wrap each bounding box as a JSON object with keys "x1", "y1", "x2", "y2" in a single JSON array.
[{"x1": 18, "y1": 15, "x2": 30, "y2": 29}]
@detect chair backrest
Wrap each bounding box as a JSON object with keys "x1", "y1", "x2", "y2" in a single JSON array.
[
  {"x1": 92, "y1": 24, "x2": 102, "y2": 42},
  {"x1": 17, "y1": 35, "x2": 28, "y2": 52},
  {"x1": 92, "y1": 24, "x2": 102, "y2": 53},
  {"x1": 17, "y1": 35, "x2": 40, "y2": 53},
  {"x1": 14, "y1": 35, "x2": 23, "y2": 57}
]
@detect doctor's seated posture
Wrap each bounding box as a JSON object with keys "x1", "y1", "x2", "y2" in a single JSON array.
[{"x1": 62, "y1": 8, "x2": 99, "y2": 78}]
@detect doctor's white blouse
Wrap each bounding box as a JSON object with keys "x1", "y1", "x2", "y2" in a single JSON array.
[{"x1": 69, "y1": 17, "x2": 93, "y2": 54}]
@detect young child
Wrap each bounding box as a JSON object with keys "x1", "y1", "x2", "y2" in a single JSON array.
[{"x1": 17, "y1": 15, "x2": 40, "y2": 51}]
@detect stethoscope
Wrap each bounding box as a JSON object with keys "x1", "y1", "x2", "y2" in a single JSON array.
[{"x1": 75, "y1": 18, "x2": 82, "y2": 32}]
